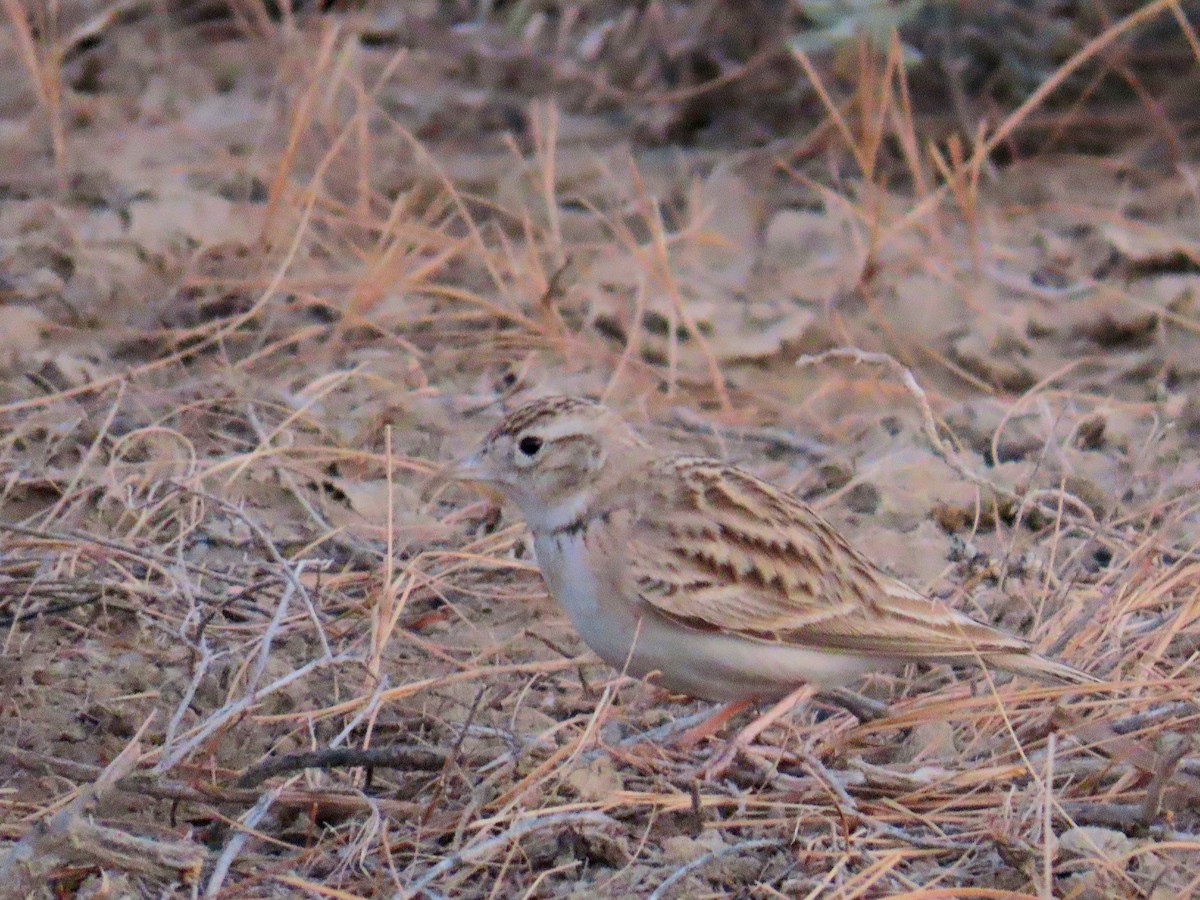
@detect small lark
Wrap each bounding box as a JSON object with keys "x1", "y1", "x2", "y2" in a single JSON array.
[{"x1": 448, "y1": 395, "x2": 1095, "y2": 732}]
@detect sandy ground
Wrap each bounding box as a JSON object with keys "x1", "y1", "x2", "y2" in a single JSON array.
[{"x1": 1, "y1": 3, "x2": 1199, "y2": 897}]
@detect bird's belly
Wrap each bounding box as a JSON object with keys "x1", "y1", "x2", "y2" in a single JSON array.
[
  {"x1": 640, "y1": 627, "x2": 892, "y2": 701},
  {"x1": 534, "y1": 533, "x2": 890, "y2": 702}
]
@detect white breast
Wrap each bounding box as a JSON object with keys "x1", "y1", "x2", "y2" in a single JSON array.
[{"x1": 533, "y1": 530, "x2": 644, "y2": 672}]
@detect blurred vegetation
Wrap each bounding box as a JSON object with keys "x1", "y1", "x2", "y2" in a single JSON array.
[{"x1": 261, "y1": 1, "x2": 1200, "y2": 158}]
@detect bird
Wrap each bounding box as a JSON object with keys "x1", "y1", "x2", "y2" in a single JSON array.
[{"x1": 445, "y1": 394, "x2": 1096, "y2": 739}]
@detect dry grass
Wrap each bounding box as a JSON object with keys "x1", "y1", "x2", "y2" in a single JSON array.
[{"x1": 2, "y1": 2, "x2": 1199, "y2": 897}]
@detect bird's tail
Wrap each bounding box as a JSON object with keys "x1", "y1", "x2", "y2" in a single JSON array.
[{"x1": 989, "y1": 651, "x2": 1101, "y2": 686}]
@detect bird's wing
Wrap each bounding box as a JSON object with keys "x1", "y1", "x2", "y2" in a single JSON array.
[{"x1": 628, "y1": 457, "x2": 1032, "y2": 659}]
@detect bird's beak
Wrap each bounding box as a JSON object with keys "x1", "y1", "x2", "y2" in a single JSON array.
[
  {"x1": 426, "y1": 449, "x2": 494, "y2": 498},
  {"x1": 444, "y1": 450, "x2": 488, "y2": 483}
]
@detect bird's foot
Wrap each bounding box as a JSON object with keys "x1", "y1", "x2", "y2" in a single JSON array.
[
  {"x1": 672, "y1": 698, "x2": 755, "y2": 750},
  {"x1": 697, "y1": 685, "x2": 817, "y2": 780}
]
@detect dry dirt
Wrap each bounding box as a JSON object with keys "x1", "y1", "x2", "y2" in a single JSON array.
[{"x1": 1, "y1": 3, "x2": 1199, "y2": 898}]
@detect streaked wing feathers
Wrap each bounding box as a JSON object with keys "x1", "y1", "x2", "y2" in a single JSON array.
[{"x1": 629, "y1": 458, "x2": 1032, "y2": 660}]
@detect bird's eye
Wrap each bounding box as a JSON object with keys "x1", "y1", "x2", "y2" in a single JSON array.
[{"x1": 518, "y1": 436, "x2": 543, "y2": 457}]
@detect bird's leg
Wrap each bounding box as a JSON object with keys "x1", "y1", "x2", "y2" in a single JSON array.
[
  {"x1": 671, "y1": 698, "x2": 756, "y2": 749},
  {"x1": 702, "y1": 684, "x2": 818, "y2": 779}
]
